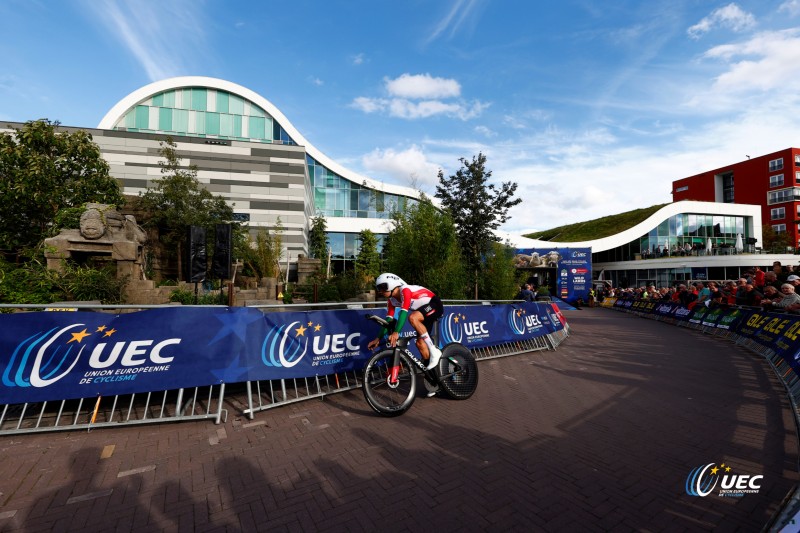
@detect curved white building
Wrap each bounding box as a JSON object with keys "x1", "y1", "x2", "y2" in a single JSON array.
[
  {"x1": 86, "y1": 76, "x2": 421, "y2": 274},
  {"x1": 504, "y1": 201, "x2": 797, "y2": 288}
]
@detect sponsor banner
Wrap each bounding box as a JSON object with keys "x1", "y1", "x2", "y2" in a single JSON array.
[
  {"x1": 736, "y1": 311, "x2": 800, "y2": 373},
  {"x1": 514, "y1": 247, "x2": 591, "y2": 302},
  {"x1": 653, "y1": 301, "x2": 680, "y2": 318},
  {"x1": 611, "y1": 301, "x2": 800, "y2": 375},
  {"x1": 0, "y1": 303, "x2": 563, "y2": 404}
]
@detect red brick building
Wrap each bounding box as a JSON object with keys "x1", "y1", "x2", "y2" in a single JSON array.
[{"x1": 672, "y1": 148, "x2": 800, "y2": 248}]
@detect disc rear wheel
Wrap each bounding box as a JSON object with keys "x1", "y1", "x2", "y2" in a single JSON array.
[
  {"x1": 437, "y1": 343, "x2": 479, "y2": 400},
  {"x1": 362, "y1": 349, "x2": 417, "y2": 416}
]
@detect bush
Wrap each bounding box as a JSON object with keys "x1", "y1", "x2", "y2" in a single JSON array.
[
  {"x1": 0, "y1": 257, "x2": 126, "y2": 304},
  {"x1": 169, "y1": 288, "x2": 226, "y2": 305}
]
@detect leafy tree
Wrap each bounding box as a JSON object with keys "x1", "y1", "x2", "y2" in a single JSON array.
[
  {"x1": 383, "y1": 196, "x2": 467, "y2": 298},
  {"x1": 308, "y1": 215, "x2": 328, "y2": 261},
  {"x1": 0, "y1": 119, "x2": 123, "y2": 259},
  {"x1": 762, "y1": 224, "x2": 793, "y2": 253},
  {"x1": 137, "y1": 138, "x2": 235, "y2": 280},
  {"x1": 355, "y1": 229, "x2": 381, "y2": 285},
  {"x1": 435, "y1": 153, "x2": 521, "y2": 299},
  {"x1": 243, "y1": 220, "x2": 283, "y2": 278},
  {"x1": 478, "y1": 241, "x2": 519, "y2": 300}
]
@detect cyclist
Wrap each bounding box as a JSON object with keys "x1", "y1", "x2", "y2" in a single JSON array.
[{"x1": 367, "y1": 273, "x2": 443, "y2": 370}]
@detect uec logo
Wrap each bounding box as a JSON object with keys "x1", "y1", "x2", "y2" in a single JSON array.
[
  {"x1": 3, "y1": 324, "x2": 180, "y2": 388},
  {"x1": 686, "y1": 464, "x2": 763, "y2": 497},
  {"x1": 463, "y1": 321, "x2": 488, "y2": 336},
  {"x1": 262, "y1": 321, "x2": 360, "y2": 369}
]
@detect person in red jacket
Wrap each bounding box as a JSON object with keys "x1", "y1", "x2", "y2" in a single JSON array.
[
  {"x1": 754, "y1": 266, "x2": 765, "y2": 289},
  {"x1": 367, "y1": 273, "x2": 443, "y2": 369}
]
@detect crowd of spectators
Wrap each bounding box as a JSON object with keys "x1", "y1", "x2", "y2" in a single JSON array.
[{"x1": 598, "y1": 261, "x2": 800, "y2": 314}]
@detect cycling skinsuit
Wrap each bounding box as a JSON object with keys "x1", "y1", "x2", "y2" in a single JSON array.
[{"x1": 385, "y1": 284, "x2": 444, "y2": 335}]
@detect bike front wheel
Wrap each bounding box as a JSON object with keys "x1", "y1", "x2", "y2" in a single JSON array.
[
  {"x1": 362, "y1": 349, "x2": 417, "y2": 416},
  {"x1": 437, "y1": 343, "x2": 479, "y2": 400}
]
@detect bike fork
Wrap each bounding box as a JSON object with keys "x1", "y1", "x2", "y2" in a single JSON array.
[{"x1": 389, "y1": 348, "x2": 402, "y2": 385}]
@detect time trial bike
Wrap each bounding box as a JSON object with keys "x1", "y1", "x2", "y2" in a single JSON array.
[{"x1": 361, "y1": 314, "x2": 479, "y2": 417}]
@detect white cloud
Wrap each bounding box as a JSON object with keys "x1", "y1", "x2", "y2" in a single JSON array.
[
  {"x1": 425, "y1": 0, "x2": 486, "y2": 46},
  {"x1": 310, "y1": 77, "x2": 324, "y2": 86},
  {"x1": 474, "y1": 125, "x2": 496, "y2": 137},
  {"x1": 351, "y1": 97, "x2": 389, "y2": 113},
  {"x1": 687, "y1": 3, "x2": 756, "y2": 40},
  {"x1": 361, "y1": 145, "x2": 442, "y2": 190},
  {"x1": 385, "y1": 73, "x2": 461, "y2": 99},
  {"x1": 352, "y1": 73, "x2": 487, "y2": 120},
  {"x1": 685, "y1": 29, "x2": 800, "y2": 110},
  {"x1": 83, "y1": 0, "x2": 208, "y2": 81},
  {"x1": 351, "y1": 53, "x2": 365, "y2": 65},
  {"x1": 779, "y1": 0, "x2": 800, "y2": 17}
]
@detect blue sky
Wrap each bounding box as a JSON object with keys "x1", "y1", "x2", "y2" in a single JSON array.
[{"x1": 2, "y1": 0, "x2": 800, "y2": 234}]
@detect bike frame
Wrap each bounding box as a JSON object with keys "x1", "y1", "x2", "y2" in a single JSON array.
[
  {"x1": 385, "y1": 337, "x2": 434, "y2": 386},
  {"x1": 367, "y1": 314, "x2": 461, "y2": 387}
]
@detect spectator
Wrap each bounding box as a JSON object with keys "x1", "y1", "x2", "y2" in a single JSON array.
[
  {"x1": 734, "y1": 278, "x2": 749, "y2": 305},
  {"x1": 762, "y1": 285, "x2": 784, "y2": 309},
  {"x1": 788, "y1": 274, "x2": 800, "y2": 289},
  {"x1": 741, "y1": 283, "x2": 763, "y2": 307},
  {"x1": 695, "y1": 282, "x2": 712, "y2": 305},
  {"x1": 773, "y1": 284, "x2": 800, "y2": 310},
  {"x1": 515, "y1": 283, "x2": 535, "y2": 302},
  {"x1": 773, "y1": 261, "x2": 788, "y2": 283},
  {"x1": 678, "y1": 284, "x2": 697, "y2": 307},
  {"x1": 765, "y1": 271, "x2": 783, "y2": 290},
  {"x1": 753, "y1": 266, "x2": 765, "y2": 289}
]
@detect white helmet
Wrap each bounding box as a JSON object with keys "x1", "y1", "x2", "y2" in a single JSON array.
[{"x1": 375, "y1": 273, "x2": 404, "y2": 293}]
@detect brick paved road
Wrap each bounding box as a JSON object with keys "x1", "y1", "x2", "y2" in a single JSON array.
[{"x1": 0, "y1": 309, "x2": 796, "y2": 532}]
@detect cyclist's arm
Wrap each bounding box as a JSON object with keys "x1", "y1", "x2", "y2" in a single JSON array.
[
  {"x1": 376, "y1": 301, "x2": 397, "y2": 339},
  {"x1": 392, "y1": 287, "x2": 413, "y2": 333}
]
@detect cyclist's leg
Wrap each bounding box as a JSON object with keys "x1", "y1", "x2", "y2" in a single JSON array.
[
  {"x1": 408, "y1": 310, "x2": 430, "y2": 359},
  {"x1": 413, "y1": 297, "x2": 444, "y2": 361}
]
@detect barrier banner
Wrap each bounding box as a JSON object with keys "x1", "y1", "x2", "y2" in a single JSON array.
[
  {"x1": 610, "y1": 302, "x2": 800, "y2": 374},
  {"x1": 0, "y1": 302, "x2": 563, "y2": 404}
]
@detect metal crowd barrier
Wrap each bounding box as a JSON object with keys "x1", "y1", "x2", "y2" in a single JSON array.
[
  {"x1": 0, "y1": 300, "x2": 569, "y2": 432},
  {"x1": 0, "y1": 385, "x2": 226, "y2": 435}
]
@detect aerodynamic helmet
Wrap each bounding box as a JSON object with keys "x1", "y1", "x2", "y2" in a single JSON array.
[{"x1": 375, "y1": 273, "x2": 404, "y2": 294}]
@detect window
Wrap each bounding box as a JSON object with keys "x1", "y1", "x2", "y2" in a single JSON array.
[
  {"x1": 770, "y1": 174, "x2": 785, "y2": 187},
  {"x1": 772, "y1": 207, "x2": 786, "y2": 220},
  {"x1": 796, "y1": 154, "x2": 800, "y2": 165},
  {"x1": 675, "y1": 185, "x2": 688, "y2": 192},
  {"x1": 721, "y1": 173, "x2": 734, "y2": 203},
  {"x1": 770, "y1": 158, "x2": 784, "y2": 172},
  {"x1": 768, "y1": 188, "x2": 799, "y2": 204},
  {"x1": 796, "y1": 171, "x2": 800, "y2": 184},
  {"x1": 773, "y1": 224, "x2": 787, "y2": 234}
]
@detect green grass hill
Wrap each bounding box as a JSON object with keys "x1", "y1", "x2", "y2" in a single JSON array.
[{"x1": 523, "y1": 204, "x2": 669, "y2": 242}]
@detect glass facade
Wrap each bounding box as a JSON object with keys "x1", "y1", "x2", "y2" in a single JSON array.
[
  {"x1": 307, "y1": 155, "x2": 417, "y2": 219},
  {"x1": 593, "y1": 213, "x2": 750, "y2": 262},
  {"x1": 114, "y1": 87, "x2": 296, "y2": 144}
]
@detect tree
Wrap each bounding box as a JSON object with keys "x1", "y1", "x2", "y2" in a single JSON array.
[
  {"x1": 355, "y1": 229, "x2": 381, "y2": 285},
  {"x1": 308, "y1": 215, "x2": 328, "y2": 261},
  {"x1": 383, "y1": 196, "x2": 467, "y2": 298},
  {"x1": 137, "y1": 138, "x2": 235, "y2": 280},
  {"x1": 0, "y1": 119, "x2": 123, "y2": 259},
  {"x1": 763, "y1": 224, "x2": 793, "y2": 253},
  {"x1": 244, "y1": 220, "x2": 283, "y2": 278},
  {"x1": 435, "y1": 153, "x2": 521, "y2": 299},
  {"x1": 478, "y1": 241, "x2": 519, "y2": 300}
]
